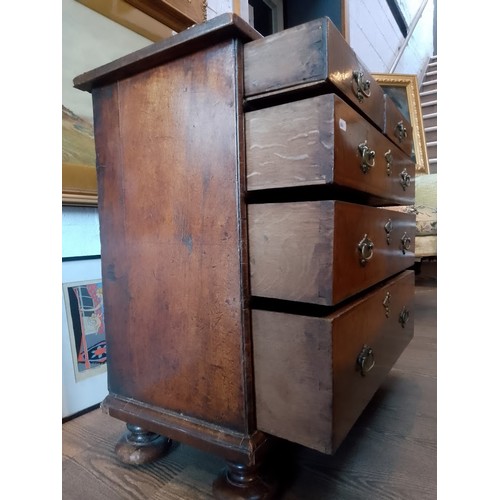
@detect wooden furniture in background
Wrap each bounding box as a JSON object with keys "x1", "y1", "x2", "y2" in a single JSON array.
[
  {"x1": 124, "y1": 0, "x2": 206, "y2": 32},
  {"x1": 76, "y1": 0, "x2": 176, "y2": 41},
  {"x1": 74, "y1": 13, "x2": 416, "y2": 499},
  {"x1": 78, "y1": 0, "x2": 206, "y2": 35}
]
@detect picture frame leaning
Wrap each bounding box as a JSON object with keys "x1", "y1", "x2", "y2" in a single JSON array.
[
  {"x1": 62, "y1": 255, "x2": 108, "y2": 419},
  {"x1": 372, "y1": 73, "x2": 430, "y2": 175}
]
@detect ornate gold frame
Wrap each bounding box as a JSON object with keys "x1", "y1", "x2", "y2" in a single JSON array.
[{"x1": 372, "y1": 73, "x2": 430, "y2": 175}]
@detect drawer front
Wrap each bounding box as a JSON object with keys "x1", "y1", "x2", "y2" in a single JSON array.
[
  {"x1": 384, "y1": 94, "x2": 413, "y2": 157},
  {"x1": 252, "y1": 270, "x2": 415, "y2": 454},
  {"x1": 249, "y1": 200, "x2": 415, "y2": 306},
  {"x1": 246, "y1": 93, "x2": 415, "y2": 205},
  {"x1": 244, "y1": 17, "x2": 386, "y2": 131}
]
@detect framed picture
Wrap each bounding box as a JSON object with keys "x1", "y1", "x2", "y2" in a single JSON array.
[
  {"x1": 62, "y1": 107, "x2": 99, "y2": 207},
  {"x1": 63, "y1": 0, "x2": 178, "y2": 208},
  {"x1": 62, "y1": 255, "x2": 108, "y2": 419},
  {"x1": 371, "y1": 73, "x2": 430, "y2": 175}
]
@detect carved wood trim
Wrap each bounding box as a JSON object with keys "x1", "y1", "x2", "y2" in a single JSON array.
[
  {"x1": 76, "y1": 0, "x2": 175, "y2": 42},
  {"x1": 124, "y1": 0, "x2": 207, "y2": 32}
]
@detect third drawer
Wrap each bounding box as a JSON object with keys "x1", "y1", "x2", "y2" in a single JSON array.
[{"x1": 248, "y1": 200, "x2": 416, "y2": 306}]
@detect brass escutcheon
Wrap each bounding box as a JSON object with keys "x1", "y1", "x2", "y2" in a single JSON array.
[
  {"x1": 400, "y1": 232, "x2": 412, "y2": 254},
  {"x1": 400, "y1": 168, "x2": 411, "y2": 190},
  {"x1": 384, "y1": 219, "x2": 393, "y2": 244},
  {"x1": 358, "y1": 140, "x2": 376, "y2": 173},
  {"x1": 352, "y1": 70, "x2": 371, "y2": 102},
  {"x1": 383, "y1": 292, "x2": 391, "y2": 318},
  {"x1": 399, "y1": 306, "x2": 410, "y2": 328},
  {"x1": 357, "y1": 344, "x2": 375, "y2": 376},
  {"x1": 358, "y1": 234, "x2": 374, "y2": 265},
  {"x1": 385, "y1": 150, "x2": 393, "y2": 176},
  {"x1": 395, "y1": 120, "x2": 408, "y2": 142}
]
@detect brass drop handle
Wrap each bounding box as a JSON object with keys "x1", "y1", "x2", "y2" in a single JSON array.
[
  {"x1": 357, "y1": 344, "x2": 375, "y2": 376},
  {"x1": 358, "y1": 234, "x2": 374, "y2": 265},
  {"x1": 384, "y1": 219, "x2": 393, "y2": 244},
  {"x1": 352, "y1": 70, "x2": 371, "y2": 102},
  {"x1": 385, "y1": 149, "x2": 393, "y2": 176},
  {"x1": 359, "y1": 140, "x2": 376, "y2": 173},
  {"x1": 383, "y1": 291, "x2": 391, "y2": 318},
  {"x1": 395, "y1": 120, "x2": 408, "y2": 142},
  {"x1": 399, "y1": 306, "x2": 410, "y2": 328},
  {"x1": 400, "y1": 232, "x2": 412, "y2": 254},
  {"x1": 400, "y1": 168, "x2": 411, "y2": 190}
]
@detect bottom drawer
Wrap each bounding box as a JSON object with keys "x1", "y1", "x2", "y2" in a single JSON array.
[{"x1": 252, "y1": 270, "x2": 414, "y2": 454}]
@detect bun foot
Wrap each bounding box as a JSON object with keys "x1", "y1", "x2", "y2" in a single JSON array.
[
  {"x1": 115, "y1": 423, "x2": 172, "y2": 465},
  {"x1": 213, "y1": 460, "x2": 276, "y2": 500}
]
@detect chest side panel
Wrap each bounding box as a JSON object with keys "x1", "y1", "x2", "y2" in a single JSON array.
[{"x1": 92, "y1": 40, "x2": 249, "y2": 432}]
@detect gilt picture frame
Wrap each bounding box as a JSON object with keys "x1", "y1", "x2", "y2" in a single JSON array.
[{"x1": 372, "y1": 73, "x2": 430, "y2": 175}]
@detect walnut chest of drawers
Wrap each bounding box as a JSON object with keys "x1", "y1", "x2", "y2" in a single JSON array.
[{"x1": 74, "y1": 13, "x2": 416, "y2": 499}]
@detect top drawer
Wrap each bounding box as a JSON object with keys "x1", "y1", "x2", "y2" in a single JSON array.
[{"x1": 244, "y1": 17, "x2": 386, "y2": 132}]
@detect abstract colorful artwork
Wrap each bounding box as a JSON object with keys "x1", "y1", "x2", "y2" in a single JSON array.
[{"x1": 63, "y1": 279, "x2": 107, "y2": 382}]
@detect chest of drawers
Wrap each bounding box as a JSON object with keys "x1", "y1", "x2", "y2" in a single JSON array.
[{"x1": 74, "y1": 13, "x2": 415, "y2": 499}]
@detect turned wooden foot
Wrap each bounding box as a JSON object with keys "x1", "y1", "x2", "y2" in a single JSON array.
[
  {"x1": 115, "y1": 423, "x2": 172, "y2": 465},
  {"x1": 212, "y1": 460, "x2": 276, "y2": 500}
]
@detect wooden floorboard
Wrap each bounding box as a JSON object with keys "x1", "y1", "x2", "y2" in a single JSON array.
[{"x1": 62, "y1": 265, "x2": 437, "y2": 499}]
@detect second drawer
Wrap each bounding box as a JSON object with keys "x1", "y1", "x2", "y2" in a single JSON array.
[
  {"x1": 248, "y1": 200, "x2": 415, "y2": 306},
  {"x1": 245, "y1": 93, "x2": 415, "y2": 206}
]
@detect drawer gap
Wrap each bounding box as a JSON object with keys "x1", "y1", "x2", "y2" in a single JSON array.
[
  {"x1": 245, "y1": 184, "x2": 410, "y2": 207},
  {"x1": 250, "y1": 269, "x2": 413, "y2": 316}
]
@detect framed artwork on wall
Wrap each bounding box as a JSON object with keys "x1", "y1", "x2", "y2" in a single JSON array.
[
  {"x1": 63, "y1": 0, "x2": 181, "y2": 208},
  {"x1": 62, "y1": 255, "x2": 108, "y2": 419},
  {"x1": 62, "y1": 107, "x2": 99, "y2": 207},
  {"x1": 371, "y1": 73, "x2": 430, "y2": 175}
]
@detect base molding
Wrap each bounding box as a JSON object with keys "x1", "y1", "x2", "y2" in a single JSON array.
[{"x1": 102, "y1": 394, "x2": 270, "y2": 464}]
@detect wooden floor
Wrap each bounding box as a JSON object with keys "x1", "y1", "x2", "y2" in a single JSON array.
[{"x1": 62, "y1": 264, "x2": 437, "y2": 499}]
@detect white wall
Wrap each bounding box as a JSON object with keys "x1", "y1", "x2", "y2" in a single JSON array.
[
  {"x1": 392, "y1": 0, "x2": 434, "y2": 81},
  {"x1": 62, "y1": 206, "x2": 101, "y2": 257},
  {"x1": 348, "y1": 0, "x2": 434, "y2": 81},
  {"x1": 206, "y1": 0, "x2": 234, "y2": 19},
  {"x1": 348, "y1": 0, "x2": 402, "y2": 71}
]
